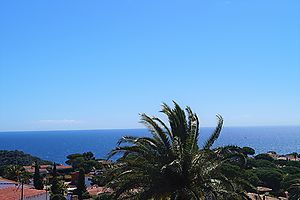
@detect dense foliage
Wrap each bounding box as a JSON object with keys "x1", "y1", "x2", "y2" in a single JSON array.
[
  {"x1": 99, "y1": 102, "x2": 249, "y2": 200},
  {"x1": 33, "y1": 162, "x2": 44, "y2": 190},
  {"x1": 1, "y1": 104, "x2": 299, "y2": 199},
  {"x1": 2, "y1": 165, "x2": 31, "y2": 183},
  {"x1": 73, "y1": 168, "x2": 88, "y2": 200},
  {"x1": 50, "y1": 163, "x2": 67, "y2": 199},
  {"x1": 0, "y1": 150, "x2": 51, "y2": 168},
  {"x1": 0, "y1": 150, "x2": 51, "y2": 181},
  {"x1": 228, "y1": 153, "x2": 300, "y2": 198},
  {"x1": 65, "y1": 152, "x2": 101, "y2": 173}
]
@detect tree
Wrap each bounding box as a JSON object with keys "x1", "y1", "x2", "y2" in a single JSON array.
[
  {"x1": 254, "y1": 154, "x2": 274, "y2": 161},
  {"x1": 50, "y1": 163, "x2": 66, "y2": 199},
  {"x1": 247, "y1": 158, "x2": 276, "y2": 168},
  {"x1": 73, "y1": 168, "x2": 87, "y2": 200},
  {"x1": 66, "y1": 152, "x2": 98, "y2": 172},
  {"x1": 33, "y1": 162, "x2": 44, "y2": 190},
  {"x1": 0, "y1": 150, "x2": 51, "y2": 167},
  {"x1": 241, "y1": 147, "x2": 255, "y2": 156},
  {"x1": 253, "y1": 168, "x2": 283, "y2": 192},
  {"x1": 4, "y1": 165, "x2": 30, "y2": 183},
  {"x1": 104, "y1": 102, "x2": 246, "y2": 199}
]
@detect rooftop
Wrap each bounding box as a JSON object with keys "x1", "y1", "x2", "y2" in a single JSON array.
[
  {"x1": 23, "y1": 164, "x2": 72, "y2": 173},
  {"x1": 0, "y1": 186, "x2": 46, "y2": 200}
]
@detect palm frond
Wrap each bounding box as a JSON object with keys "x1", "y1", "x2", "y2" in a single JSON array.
[{"x1": 203, "y1": 114, "x2": 224, "y2": 150}]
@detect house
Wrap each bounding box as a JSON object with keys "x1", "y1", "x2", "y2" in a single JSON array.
[
  {"x1": 0, "y1": 186, "x2": 49, "y2": 200},
  {"x1": 70, "y1": 172, "x2": 92, "y2": 187},
  {"x1": 285, "y1": 154, "x2": 300, "y2": 161},
  {"x1": 24, "y1": 164, "x2": 72, "y2": 174},
  {"x1": 87, "y1": 186, "x2": 112, "y2": 196},
  {"x1": 0, "y1": 178, "x2": 19, "y2": 189}
]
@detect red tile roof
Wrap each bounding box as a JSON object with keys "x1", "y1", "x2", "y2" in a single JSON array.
[
  {"x1": 23, "y1": 165, "x2": 72, "y2": 173},
  {"x1": 0, "y1": 177, "x2": 18, "y2": 184},
  {"x1": 0, "y1": 186, "x2": 46, "y2": 200},
  {"x1": 87, "y1": 186, "x2": 112, "y2": 196}
]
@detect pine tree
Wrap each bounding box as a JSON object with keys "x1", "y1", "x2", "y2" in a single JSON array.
[{"x1": 33, "y1": 162, "x2": 44, "y2": 190}]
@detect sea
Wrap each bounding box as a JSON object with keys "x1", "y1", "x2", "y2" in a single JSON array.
[{"x1": 0, "y1": 126, "x2": 299, "y2": 164}]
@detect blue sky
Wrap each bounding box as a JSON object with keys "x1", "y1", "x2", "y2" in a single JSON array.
[{"x1": 0, "y1": 0, "x2": 299, "y2": 131}]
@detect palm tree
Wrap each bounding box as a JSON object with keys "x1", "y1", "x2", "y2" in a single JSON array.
[
  {"x1": 5, "y1": 165, "x2": 30, "y2": 183},
  {"x1": 104, "y1": 102, "x2": 246, "y2": 200}
]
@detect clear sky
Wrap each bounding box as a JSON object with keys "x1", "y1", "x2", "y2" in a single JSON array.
[{"x1": 0, "y1": 0, "x2": 299, "y2": 131}]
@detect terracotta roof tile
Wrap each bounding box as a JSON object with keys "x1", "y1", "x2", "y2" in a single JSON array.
[{"x1": 0, "y1": 186, "x2": 46, "y2": 200}]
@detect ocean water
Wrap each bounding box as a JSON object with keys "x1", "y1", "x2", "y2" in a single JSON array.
[{"x1": 0, "y1": 126, "x2": 299, "y2": 164}]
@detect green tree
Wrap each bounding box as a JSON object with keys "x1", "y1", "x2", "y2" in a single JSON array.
[
  {"x1": 50, "y1": 163, "x2": 66, "y2": 199},
  {"x1": 4, "y1": 165, "x2": 30, "y2": 183},
  {"x1": 73, "y1": 168, "x2": 87, "y2": 200},
  {"x1": 0, "y1": 150, "x2": 51, "y2": 167},
  {"x1": 253, "y1": 168, "x2": 283, "y2": 192},
  {"x1": 241, "y1": 147, "x2": 255, "y2": 156},
  {"x1": 66, "y1": 152, "x2": 98, "y2": 172},
  {"x1": 254, "y1": 154, "x2": 274, "y2": 161},
  {"x1": 33, "y1": 162, "x2": 44, "y2": 190},
  {"x1": 104, "y1": 102, "x2": 247, "y2": 199},
  {"x1": 247, "y1": 158, "x2": 276, "y2": 168}
]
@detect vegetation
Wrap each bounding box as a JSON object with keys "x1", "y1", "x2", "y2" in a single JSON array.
[
  {"x1": 0, "y1": 150, "x2": 51, "y2": 178},
  {"x1": 33, "y1": 162, "x2": 44, "y2": 190},
  {"x1": 50, "y1": 163, "x2": 66, "y2": 199},
  {"x1": 73, "y1": 168, "x2": 88, "y2": 200},
  {"x1": 1, "y1": 104, "x2": 299, "y2": 199},
  {"x1": 230, "y1": 154, "x2": 300, "y2": 197},
  {"x1": 66, "y1": 151, "x2": 101, "y2": 173},
  {"x1": 91, "y1": 102, "x2": 300, "y2": 200},
  {"x1": 0, "y1": 150, "x2": 51, "y2": 167},
  {"x1": 3, "y1": 164, "x2": 30, "y2": 183},
  {"x1": 287, "y1": 178, "x2": 300, "y2": 200},
  {"x1": 99, "y1": 102, "x2": 248, "y2": 199}
]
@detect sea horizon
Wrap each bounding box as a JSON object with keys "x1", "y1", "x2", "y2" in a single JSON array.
[
  {"x1": 1, "y1": 124, "x2": 300, "y2": 134},
  {"x1": 0, "y1": 126, "x2": 299, "y2": 164}
]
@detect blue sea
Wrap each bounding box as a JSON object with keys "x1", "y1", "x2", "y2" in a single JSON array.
[{"x1": 0, "y1": 126, "x2": 299, "y2": 164}]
